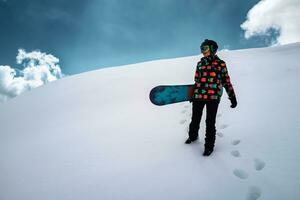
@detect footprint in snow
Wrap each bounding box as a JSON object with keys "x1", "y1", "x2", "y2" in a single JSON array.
[
  {"x1": 233, "y1": 169, "x2": 248, "y2": 180},
  {"x1": 246, "y1": 186, "x2": 262, "y2": 200},
  {"x1": 216, "y1": 131, "x2": 224, "y2": 137},
  {"x1": 231, "y1": 139, "x2": 241, "y2": 145},
  {"x1": 184, "y1": 105, "x2": 189, "y2": 108},
  {"x1": 180, "y1": 119, "x2": 187, "y2": 124},
  {"x1": 254, "y1": 158, "x2": 266, "y2": 171},
  {"x1": 181, "y1": 110, "x2": 187, "y2": 114},
  {"x1": 217, "y1": 113, "x2": 222, "y2": 118},
  {"x1": 231, "y1": 150, "x2": 241, "y2": 157},
  {"x1": 220, "y1": 124, "x2": 229, "y2": 129}
]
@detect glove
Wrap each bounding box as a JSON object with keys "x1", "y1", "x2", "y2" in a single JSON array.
[{"x1": 229, "y1": 96, "x2": 237, "y2": 108}]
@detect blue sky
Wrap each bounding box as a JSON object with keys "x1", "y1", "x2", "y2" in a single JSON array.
[
  {"x1": 0, "y1": 0, "x2": 262, "y2": 74},
  {"x1": 0, "y1": 0, "x2": 297, "y2": 75},
  {"x1": 0, "y1": 0, "x2": 299, "y2": 102}
]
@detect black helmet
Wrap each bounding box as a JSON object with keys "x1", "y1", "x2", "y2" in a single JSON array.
[{"x1": 200, "y1": 39, "x2": 218, "y2": 54}]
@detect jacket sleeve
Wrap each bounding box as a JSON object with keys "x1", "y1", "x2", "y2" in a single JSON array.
[
  {"x1": 194, "y1": 62, "x2": 201, "y2": 83},
  {"x1": 220, "y1": 61, "x2": 235, "y2": 98}
]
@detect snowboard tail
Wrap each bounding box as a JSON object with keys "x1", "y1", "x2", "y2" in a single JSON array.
[{"x1": 149, "y1": 84, "x2": 194, "y2": 106}]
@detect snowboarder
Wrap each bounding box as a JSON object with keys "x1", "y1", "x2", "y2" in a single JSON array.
[{"x1": 185, "y1": 39, "x2": 237, "y2": 156}]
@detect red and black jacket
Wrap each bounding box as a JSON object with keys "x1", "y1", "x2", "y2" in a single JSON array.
[{"x1": 192, "y1": 54, "x2": 235, "y2": 102}]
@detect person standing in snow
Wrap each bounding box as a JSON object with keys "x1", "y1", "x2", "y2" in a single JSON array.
[{"x1": 185, "y1": 39, "x2": 237, "y2": 156}]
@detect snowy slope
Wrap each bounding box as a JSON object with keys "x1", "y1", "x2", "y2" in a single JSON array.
[{"x1": 0, "y1": 43, "x2": 300, "y2": 200}]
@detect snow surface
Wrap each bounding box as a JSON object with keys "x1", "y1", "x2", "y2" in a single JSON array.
[{"x1": 0, "y1": 43, "x2": 300, "y2": 200}]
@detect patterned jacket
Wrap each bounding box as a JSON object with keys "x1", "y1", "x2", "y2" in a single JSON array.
[{"x1": 192, "y1": 54, "x2": 235, "y2": 102}]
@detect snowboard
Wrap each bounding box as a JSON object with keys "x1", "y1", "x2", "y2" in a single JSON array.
[{"x1": 149, "y1": 84, "x2": 195, "y2": 106}]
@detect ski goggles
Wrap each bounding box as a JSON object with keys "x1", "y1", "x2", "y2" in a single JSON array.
[{"x1": 200, "y1": 45, "x2": 210, "y2": 53}]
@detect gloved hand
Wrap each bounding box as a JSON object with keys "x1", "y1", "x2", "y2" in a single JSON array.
[{"x1": 229, "y1": 96, "x2": 237, "y2": 108}]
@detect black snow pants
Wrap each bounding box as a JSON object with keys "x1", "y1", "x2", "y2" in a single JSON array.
[{"x1": 188, "y1": 100, "x2": 219, "y2": 150}]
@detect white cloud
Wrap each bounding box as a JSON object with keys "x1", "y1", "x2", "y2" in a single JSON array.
[
  {"x1": 0, "y1": 49, "x2": 65, "y2": 102},
  {"x1": 219, "y1": 49, "x2": 230, "y2": 52},
  {"x1": 240, "y1": 0, "x2": 300, "y2": 45},
  {"x1": 219, "y1": 45, "x2": 231, "y2": 52}
]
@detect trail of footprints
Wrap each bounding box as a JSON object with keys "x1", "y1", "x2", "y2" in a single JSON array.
[
  {"x1": 221, "y1": 124, "x2": 265, "y2": 200},
  {"x1": 179, "y1": 103, "x2": 266, "y2": 200},
  {"x1": 179, "y1": 105, "x2": 190, "y2": 124}
]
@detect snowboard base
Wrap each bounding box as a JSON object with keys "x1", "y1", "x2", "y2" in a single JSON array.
[{"x1": 149, "y1": 84, "x2": 194, "y2": 106}]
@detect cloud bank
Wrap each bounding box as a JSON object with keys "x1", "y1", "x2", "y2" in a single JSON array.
[
  {"x1": 0, "y1": 49, "x2": 65, "y2": 102},
  {"x1": 241, "y1": 0, "x2": 300, "y2": 45}
]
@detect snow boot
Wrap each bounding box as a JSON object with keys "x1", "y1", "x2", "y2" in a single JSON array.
[
  {"x1": 185, "y1": 137, "x2": 198, "y2": 144},
  {"x1": 203, "y1": 147, "x2": 214, "y2": 156}
]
